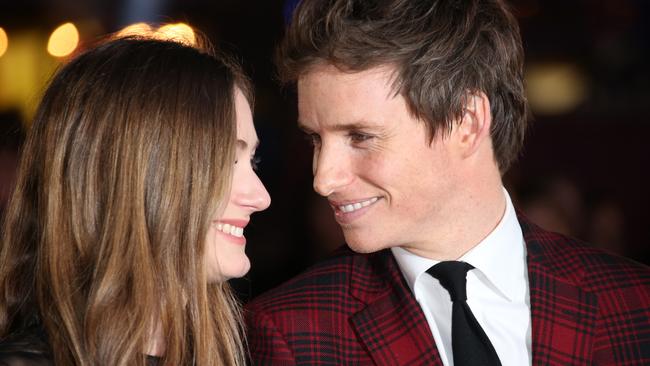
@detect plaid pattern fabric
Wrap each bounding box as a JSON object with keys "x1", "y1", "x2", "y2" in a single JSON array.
[
  {"x1": 246, "y1": 215, "x2": 650, "y2": 365},
  {"x1": 521, "y1": 218, "x2": 650, "y2": 365}
]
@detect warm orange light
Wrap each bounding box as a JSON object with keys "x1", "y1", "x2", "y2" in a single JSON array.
[
  {"x1": 155, "y1": 23, "x2": 196, "y2": 45},
  {"x1": 0, "y1": 31, "x2": 59, "y2": 121},
  {"x1": 116, "y1": 22, "x2": 153, "y2": 38},
  {"x1": 526, "y1": 62, "x2": 588, "y2": 115},
  {"x1": 0, "y1": 27, "x2": 8, "y2": 58},
  {"x1": 47, "y1": 22, "x2": 79, "y2": 57}
]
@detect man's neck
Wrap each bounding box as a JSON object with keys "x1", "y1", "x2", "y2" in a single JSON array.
[{"x1": 404, "y1": 178, "x2": 506, "y2": 261}]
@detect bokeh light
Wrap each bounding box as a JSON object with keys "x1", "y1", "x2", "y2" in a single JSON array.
[
  {"x1": 526, "y1": 62, "x2": 589, "y2": 115},
  {"x1": 0, "y1": 31, "x2": 58, "y2": 120},
  {"x1": 47, "y1": 22, "x2": 79, "y2": 58},
  {"x1": 0, "y1": 28, "x2": 8, "y2": 58}
]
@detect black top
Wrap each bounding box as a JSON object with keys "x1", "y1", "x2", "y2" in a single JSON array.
[
  {"x1": 0, "y1": 327, "x2": 160, "y2": 365},
  {"x1": 0, "y1": 326, "x2": 51, "y2": 366}
]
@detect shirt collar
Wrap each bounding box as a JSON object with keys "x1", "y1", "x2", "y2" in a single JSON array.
[{"x1": 391, "y1": 188, "x2": 526, "y2": 301}]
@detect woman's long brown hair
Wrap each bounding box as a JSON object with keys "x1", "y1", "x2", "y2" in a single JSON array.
[{"x1": 0, "y1": 37, "x2": 251, "y2": 365}]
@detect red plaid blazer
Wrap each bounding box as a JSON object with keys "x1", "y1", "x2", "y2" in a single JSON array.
[{"x1": 246, "y1": 216, "x2": 650, "y2": 365}]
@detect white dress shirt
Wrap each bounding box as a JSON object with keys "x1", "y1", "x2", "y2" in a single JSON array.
[{"x1": 391, "y1": 189, "x2": 532, "y2": 366}]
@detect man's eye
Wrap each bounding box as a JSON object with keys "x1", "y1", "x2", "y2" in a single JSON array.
[{"x1": 349, "y1": 132, "x2": 373, "y2": 143}]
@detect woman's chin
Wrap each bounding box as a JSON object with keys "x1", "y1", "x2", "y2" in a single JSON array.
[{"x1": 208, "y1": 258, "x2": 251, "y2": 283}]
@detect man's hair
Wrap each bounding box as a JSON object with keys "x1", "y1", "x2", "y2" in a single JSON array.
[{"x1": 278, "y1": 0, "x2": 528, "y2": 172}]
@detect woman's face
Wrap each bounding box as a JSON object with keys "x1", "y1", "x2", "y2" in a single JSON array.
[{"x1": 204, "y1": 88, "x2": 271, "y2": 281}]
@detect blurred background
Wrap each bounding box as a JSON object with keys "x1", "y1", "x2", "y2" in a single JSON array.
[{"x1": 1, "y1": 0, "x2": 648, "y2": 300}]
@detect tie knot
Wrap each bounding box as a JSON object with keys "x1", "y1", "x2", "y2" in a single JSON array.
[{"x1": 426, "y1": 261, "x2": 474, "y2": 302}]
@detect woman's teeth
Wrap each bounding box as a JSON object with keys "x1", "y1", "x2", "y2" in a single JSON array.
[
  {"x1": 216, "y1": 223, "x2": 244, "y2": 237},
  {"x1": 338, "y1": 197, "x2": 378, "y2": 213}
]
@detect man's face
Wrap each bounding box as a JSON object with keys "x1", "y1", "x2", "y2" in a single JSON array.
[{"x1": 298, "y1": 64, "x2": 464, "y2": 255}]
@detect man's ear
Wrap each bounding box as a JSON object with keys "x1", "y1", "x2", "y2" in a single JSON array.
[{"x1": 455, "y1": 91, "x2": 492, "y2": 159}]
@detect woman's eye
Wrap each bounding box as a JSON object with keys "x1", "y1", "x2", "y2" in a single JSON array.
[
  {"x1": 235, "y1": 156, "x2": 261, "y2": 171},
  {"x1": 305, "y1": 133, "x2": 321, "y2": 147},
  {"x1": 251, "y1": 156, "x2": 261, "y2": 171}
]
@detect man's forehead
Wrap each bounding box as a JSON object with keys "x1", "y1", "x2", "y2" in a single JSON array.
[
  {"x1": 297, "y1": 63, "x2": 400, "y2": 89},
  {"x1": 296, "y1": 66, "x2": 402, "y2": 119},
  {"x1": 295, "y1": 63, "x2": 410, "y2": 134}
]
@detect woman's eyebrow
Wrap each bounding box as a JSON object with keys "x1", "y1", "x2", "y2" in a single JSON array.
[{"x1": 237, "y1": 139, "x2": 260, "y2": 150}]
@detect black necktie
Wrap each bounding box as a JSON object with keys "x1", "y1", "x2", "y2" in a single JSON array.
[{"x1": 426, "y1": 261, "x2": 501, "y2": 366}]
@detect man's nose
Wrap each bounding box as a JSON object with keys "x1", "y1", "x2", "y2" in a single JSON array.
[{"x1": 312, "y1": 144, "x2": 353, "y2": 197}]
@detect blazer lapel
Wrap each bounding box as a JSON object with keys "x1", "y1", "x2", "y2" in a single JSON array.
[
  {"x1": 522, "y1": 217, "x2": 599, "y2": 366},
  {"x1": 349, "y1": 250, "x2": 443, "y2": 366}
]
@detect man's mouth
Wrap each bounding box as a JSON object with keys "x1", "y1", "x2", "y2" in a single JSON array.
[{"x1": 334, "y1": 197, "x2": 379, "y2": 213}]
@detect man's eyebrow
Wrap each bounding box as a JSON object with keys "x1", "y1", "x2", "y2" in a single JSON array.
[{"x1": 297, "y1": 120, "x2": 379, "y2": 133}]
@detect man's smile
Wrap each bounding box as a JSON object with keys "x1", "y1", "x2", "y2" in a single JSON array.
[
  {"x1": 328, "y1": 196, "x2": 382, "y2": 224},
  {"x1": 332, "y1": 197, "x2": 380, "y2": 213}
]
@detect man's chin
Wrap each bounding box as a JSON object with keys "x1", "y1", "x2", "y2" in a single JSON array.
[{"x1": 345, "y1": 237, "x2": 388, "y2": 254}]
